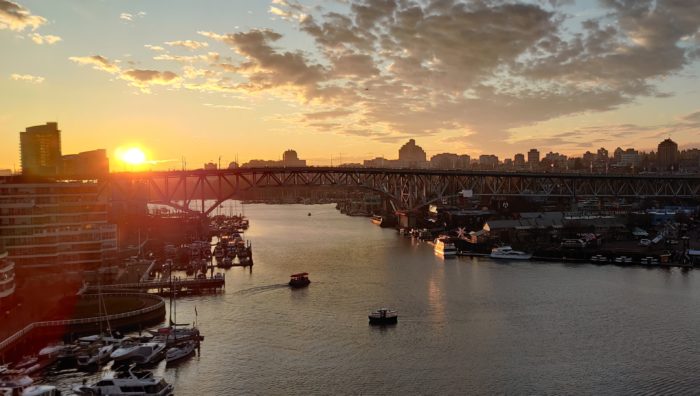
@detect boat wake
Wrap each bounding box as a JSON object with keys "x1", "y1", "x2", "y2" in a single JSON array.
[{"x1": 233, "y1": 284, "x2": 289, "y2": 296}]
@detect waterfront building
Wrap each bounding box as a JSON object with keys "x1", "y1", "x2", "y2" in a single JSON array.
[
  {"x1": 20, "y1": 122, "x2": 62, "y2": 178},
  {"x1": 61, "y1": 149, "x2": 109, "y2": 179},
  {"x1": 0, "y1": 240, "x2": 16, "y2": 309},
  {"x1": 0, "y1": 182, "x2": 117, "y2": 271},
  {"x1": 527, "y1": 149, "x2": 540, "y2": 169},
  {"x1": 657, "y1": 138, "x2": 679, "y2": 170}
]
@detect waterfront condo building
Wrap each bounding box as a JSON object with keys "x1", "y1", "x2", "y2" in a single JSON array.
[
  {"x1": 0, "y1": 182, "x2": 117, "y2": 272},
  {"x1": 0, "y1": 240, "x2": 16, "y2": 310},
  {"x1": 20, "y1": 122, "x2": 62, "y2": 178}
]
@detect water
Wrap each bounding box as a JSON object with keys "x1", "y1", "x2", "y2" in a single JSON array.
[{"x1": 45, "y1": 204, "x2": 700, "y2": 394}]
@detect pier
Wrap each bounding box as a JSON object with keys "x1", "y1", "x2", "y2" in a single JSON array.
[{"x1": 82, "y1": 278, "x2": 225, "y2": 294}]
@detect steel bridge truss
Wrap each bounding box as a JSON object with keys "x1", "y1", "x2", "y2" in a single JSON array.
[{"x1": 101, "y1": 167, "x2": 700, "y2": 215}]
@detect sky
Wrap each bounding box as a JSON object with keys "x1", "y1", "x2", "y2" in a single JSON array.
[{"x1": 1, "y1": 0, "x2": 700, "y2": 170}]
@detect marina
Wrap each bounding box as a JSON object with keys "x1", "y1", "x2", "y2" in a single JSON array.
[{"x1": 3, "y1": 203, "x2": 700, "y2": 394}]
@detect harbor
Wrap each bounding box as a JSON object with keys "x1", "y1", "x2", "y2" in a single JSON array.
[{"x1": 1, "y1": 203, "x2": 699, "y2": 394}]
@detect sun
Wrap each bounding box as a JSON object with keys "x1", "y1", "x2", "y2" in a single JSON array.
[{"x1": 120, "y1": 147, "x2": 147, "y2": 165}]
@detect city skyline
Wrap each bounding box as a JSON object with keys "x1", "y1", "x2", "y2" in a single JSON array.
[{"x1": 2, "y1": 0, "x2": 700, "y2": 170}]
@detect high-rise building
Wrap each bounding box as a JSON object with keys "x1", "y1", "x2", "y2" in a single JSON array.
[
  {"x1": 0, "y1": 240, "x2": 15, "y2": 309},
  {"x1": 514, "y1": 153, "x2": 525, "y2": 168},
  {"x1": 620, "y1": 148, "x2": 641, "y2": 167},
  {"x1": 398, "y1": 139, "x2": 427, "y2": 167},
  {"x1": 527, "y1": 149, "x2": 540, "y2": 168},
  {"x1": 479, "y1": 154, "x2": 499, "y2": 168},
  {"x1": 281, "y1": 149, "x2": 307, "y2": 167},
  {"x1": 596, "y1": 147, "x2": 609, "y2": 161},
  {"x1": 20, "y1": 122, "x2": 62, "y2": 178},
  {"x1": 0, "y1": 182, "x2": 117, "y2": 271},
  {"x1": 657, "y1": 138, "x2": 679, "y2": 170},
  {"x1": 430, "y1": 153, "x2": 460, "y2": 169}
]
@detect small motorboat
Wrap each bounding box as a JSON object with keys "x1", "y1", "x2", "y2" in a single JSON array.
[
  {"x1": 289, "y1": 273, "x2": 310, "y2": 288},
  {"x1": 166, "y1": 341, "x2": 197, "y2": 364},
  {"x1": 368, "y1": 308, "x2": 398, "y2": 325}
]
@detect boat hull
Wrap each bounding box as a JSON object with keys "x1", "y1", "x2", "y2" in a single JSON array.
[{"x1": 368, "y1": 316, "x2": 398, "y2": 325}]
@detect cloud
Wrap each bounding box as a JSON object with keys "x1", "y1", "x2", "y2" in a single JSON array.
[
  {"x1": 10, "y1": 73, "x2": 43, "y2": 83},
  {"x1": 0, "y1": 0, "x2": 45, "y2": 31},
  {"x1": 120, "y1": 11, "x2": 146, "y2": 22},
  {"x1": 74, "y1": 0, "x2": 700, "y2": 152},
  {"x1": 30, "y1": 32, "x2": 61, "y2": 45},
  {"x1": 199, "y1": 29, "x2": 329, "y2": 99},
  {"x1": 70, "y1": 54, "x2": 179, "y2": 92},
  {"x1": 69, "y1": 55, "x2": 120, "y2": 74},
  {"x1": 144, "y1": 44, "x2": 165, "y2": 52},
  {"x1": 165, "y1": 40, "x2": 209, "y2": 50},
  {"x1": 203, "y1": 103, "x2": 252, "y2": 110}
]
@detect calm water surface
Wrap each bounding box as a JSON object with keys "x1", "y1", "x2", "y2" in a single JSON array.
[{"x1": 48, "y1": 203, "x2": 700, "y2": 394}]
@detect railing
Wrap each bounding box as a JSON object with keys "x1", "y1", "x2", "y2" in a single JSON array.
[{"x1": 0, "y1": 292, "x2": 165, "y2": 353}]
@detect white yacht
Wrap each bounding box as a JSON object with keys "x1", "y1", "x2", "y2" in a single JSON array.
[
  {"x1": 490, "y1": 246, "x2": 532, "y2": 260},
  {"x1": 73, "y1": 371, "x2": 173, "y2": 396},
  {"x1": 110, "y1": 342, "x2": 165, "y2": 365},
  {"x1": 434, "y1": 238, "x2": 457, "y2": 258}
]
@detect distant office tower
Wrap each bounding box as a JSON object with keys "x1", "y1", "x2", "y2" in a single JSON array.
[
  {"x1": 657, "y1": 138, "x2": 679, "y2": 170},
  {"x1": 398, "y1": 139, "x2": 427, "y2": 167},
  {"x1": 61, "y1": 149, "x2": 109, "y2": 178},
  {"x1": 0, "y1": 240, "x2": 15, "y2": 309},
  {"x1": 0, "y1": 182, "x2": 117, "y2": 270},
  {"x1": 514, "y1": 153, "x2": 525, "y2": 167},
  {"x1": 20, "y1": 122, "x2": 62, "y2": 178},
  {"x1": 527, "y1": 149, "x2": 540, "y2": 168}
]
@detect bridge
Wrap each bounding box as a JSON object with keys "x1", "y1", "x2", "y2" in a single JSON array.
[{"x1": 100, "y1": 167, "x2": 700, "y2": 215}]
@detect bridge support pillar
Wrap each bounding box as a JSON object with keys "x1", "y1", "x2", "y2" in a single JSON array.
[{"x1": 396, "y1": 211, "x2": 418, "y2": 229}]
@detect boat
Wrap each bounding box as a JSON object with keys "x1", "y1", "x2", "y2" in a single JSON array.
[
  {"x1": 76, "y1": 343, "x2": 114, "y2": 368},
  {"x1": 22, "y1": 385, "x2": 62, "y2": 395},
  {"x1": 289, "y1": 273, "x2": 310, "y2": 288},
  {"x1": 614, "y1": 256, "x2": 633, "y2": 264},
  {"x1": 489, "y1": 246, "x2": 532, "y2": 260},
  {"x1": 110, "y1": 341, "x2": 165, "y2": 365},
  {"x1": 368, "y1": 308, "x2": 398, "y2": 325},
  {"x1": 370, "y1": 215, "x2": 383, "y2": 226},
  {"x1": 73, "y1": 370, "x2": 173, "y2": 396},
  {"x1": 0, "y1": 375, "x2": 34, "y2": 395},
  {"x1": 165, "y1": 341, "x2": 197, "y2": 364},
  {"x1": 434, "y1": 238, "x2": 457, "y2": 258},
  {"x1": 590, "y1": 254, "x2": 608, "y2": 263}
]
